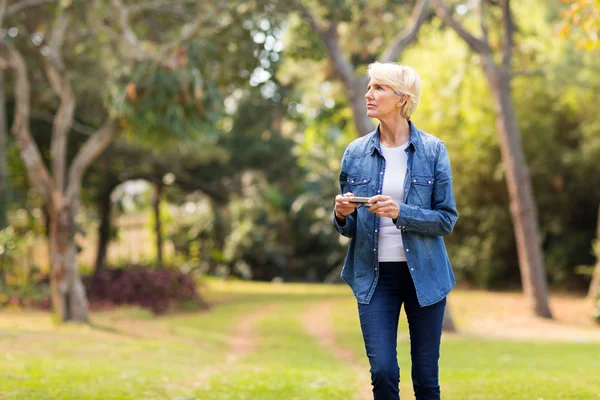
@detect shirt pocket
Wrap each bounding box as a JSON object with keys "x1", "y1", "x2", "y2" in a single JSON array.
[
  {"x1": 347, "y1": 176, "x2": 372, "y2": 197},
  {"x1": 408, "y1": 175, "x2": 434, "y2": 208}
]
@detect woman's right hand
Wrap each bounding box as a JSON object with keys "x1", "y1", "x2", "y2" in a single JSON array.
[{"x1": 334, "y1": 192, "x2": 359, "y2": 220}]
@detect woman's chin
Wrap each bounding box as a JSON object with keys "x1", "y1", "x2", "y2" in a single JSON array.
[{"x1": 366, "y1": 110, "x2": 378, "y2": 118}]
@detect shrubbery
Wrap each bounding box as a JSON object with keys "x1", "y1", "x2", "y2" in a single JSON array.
[
  {"x1": 0, "y1": 284, "x2": 51, "y2": 310},
  {"x1": 0, "y1": 265, "x2": 207, "y2": 315},
  {"x1": 85, "y1": 265, "x2": 207, "y2": 314}
]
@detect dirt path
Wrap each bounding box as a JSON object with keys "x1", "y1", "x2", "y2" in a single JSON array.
[
  {"x1": 301, "y1": 299, "x2": 373, "y2": 400},
  {"x1": 448, "y1": 291, "x2": 600, "y2": 342},
  {"x1": 226, "y1": 304, "x2": 275, "y2": 363},
  {"x1": 190, "y1": 303, "x2": 276, "y2": 391}
]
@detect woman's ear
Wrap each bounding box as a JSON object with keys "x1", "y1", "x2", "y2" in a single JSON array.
[{"x1": 397, "y1": 94, "x2": 408, "y2": 107}]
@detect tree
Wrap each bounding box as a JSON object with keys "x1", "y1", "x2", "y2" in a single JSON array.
[
  {"x1": 290, "y1": 0, "x2": 431, "y2": 136},
  {"x1": 558, "y1": 0, "x2": 600, "y2": 300},
  {"x1": 431, "y1": 0, "x2": 552, "y2": 318},
  {"x1": 0, "y1": 0, "x2": 218, "y2": 322}
]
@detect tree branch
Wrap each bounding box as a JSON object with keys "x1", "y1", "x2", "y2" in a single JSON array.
[
  {"x1": 293, "y1": 0, "x2": 355, "y2": 87},
  {"x1": 109, "y1": 0, "x2": 148, "y2": 61},
  {"x1": 478, "y1": 0, "x2": 489, "y2": 42},
  {"x1": 431, "y1": 0, "x2": 491, "y2": 54},
  {"x1": 156, "y1": 1, "x2": 212, "y2": 60},
  {"x1": 0, "y1": 0, "x2": 8, "y2": 28},
  {"x1": 31, "y1": 110, "x2": 97, "y2": 136},
  {"x1": 107, "y1": 0, "x2": 212, "y2": 63},
  {"x1": 42, "y1": 4, "x2": 75, "y2": 193},
  {"x1": 65, "y1": 120, "x2": 120, "y2": 205},
  {"x1": 1, "y1": 44, "x2": 54, "y2": 206},
  {"x1": 501, "y1": 0, "x2": 513, "y2": 72},
  {"x1": 6, "y1": 0, "x2": 53, "y2": 16},
  {"x1": 42, "y1": 4, "x2": 70, "y2": 94},
  {"x1": 381, "y1": 0, "x2": 431, "y2": 63},
  {"x1": 511, "y1": 69, "x2": 545, "y2": 78}
]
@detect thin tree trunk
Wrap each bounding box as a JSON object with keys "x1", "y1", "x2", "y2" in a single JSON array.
[
  {"x1": 94, "y1": 189, "x2": 112, "y2": 274},
  {"x1": 588, "y1": 203, "x2": 600, "y2": 299},
  {"x1": 153, "y1": 182, "x2": 164, "y2": 266},
  {"x1": 487, "y1": 66, "x2": 552, "y2": 318},
  {"x1": 49, "y1": 205, "x2": 88, "y2": 322},
  {"x1": 349, "y1": 77, "x2": 374, "y2": 136},
  {"x1": 442, "y1": 302, "x2": 456, "y2": 332}
]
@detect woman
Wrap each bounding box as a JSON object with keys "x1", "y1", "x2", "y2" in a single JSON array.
[{"x1": 333, "y1": 62, "x2": 458, "y2": 400}]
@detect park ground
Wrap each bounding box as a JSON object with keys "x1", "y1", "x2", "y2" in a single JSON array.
[{"x1": 1, "y1": 280, "x2": 600, "y2": 400}]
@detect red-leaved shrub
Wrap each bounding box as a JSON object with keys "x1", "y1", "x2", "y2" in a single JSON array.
[{"x1": 85, "y1": 265, "x2": 207, "y2": 314}]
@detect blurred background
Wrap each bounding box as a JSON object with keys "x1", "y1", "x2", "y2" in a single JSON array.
[{"x1": 0, "y1": 1, "x2": 600, "y2": 398}]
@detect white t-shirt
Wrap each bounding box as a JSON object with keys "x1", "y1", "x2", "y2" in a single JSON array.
[{"x1": 378, "y1": 142, "x2": 409, "y2": 262}]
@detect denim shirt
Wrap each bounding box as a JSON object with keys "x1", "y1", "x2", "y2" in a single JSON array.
[{"x1": 333, "y1": 121, "x2": 458, "y2": 307}]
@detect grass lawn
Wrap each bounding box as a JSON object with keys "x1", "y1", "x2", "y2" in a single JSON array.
[{"x1": 1, "y1": 280, "x2": 599, "y2": 399}]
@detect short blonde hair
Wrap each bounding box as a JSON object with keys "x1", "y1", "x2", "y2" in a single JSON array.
[{"x1": 367, "y1": 62, "x2": 421, "y2": 119}]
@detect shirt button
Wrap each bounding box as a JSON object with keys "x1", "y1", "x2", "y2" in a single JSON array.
[
  {"x1": 363, "y1": 179, "x2": 367, "y2": 182},
  {"x1": 411, "y1": 268, "x2": 414, "y2": 271},
  {"x1": 375, "y1": 229, "x2": 378, "y2": 233},
  {"x1": 428, "y1": 181, "x2": 432, "y2": 184},
  {"x1": 406, "y1": 248, "x2": 410, "y2": 252},
  {"x1": 377, "y1": 190, "x2": 380, "y2": 193},
  {"x1": 373, "y1": 248, "x2": 376, "y2": 252},
  {"x1": 413, "y1": 179, "x2": 416, "y2": 183},
  {"x1": 380, "y1": 172, "x2": 383, "y2": 175},
  {"x1": 375, "y1": 267, "x2": 378, "y2": 271}
]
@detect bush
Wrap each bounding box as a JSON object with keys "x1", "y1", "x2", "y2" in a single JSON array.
[
  {"x1": 86, "y1": 265, "x2": 207, "y2": 314},
  {"x1": 0, "y1": 283, "x2": 52, "y2": 310}
]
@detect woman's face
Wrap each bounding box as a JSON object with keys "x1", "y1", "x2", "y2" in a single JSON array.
[{"x1": 365, "y1": 79, "x2": 404, "y2": 120}]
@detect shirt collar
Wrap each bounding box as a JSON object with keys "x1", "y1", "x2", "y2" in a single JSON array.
[{"x1": 370, "y1": 120, "x2": 420, "y2": 156}]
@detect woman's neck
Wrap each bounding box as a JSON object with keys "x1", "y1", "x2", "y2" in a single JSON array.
[{"x1": 379, "y1": 117, "x2": 410, "y2": 148}]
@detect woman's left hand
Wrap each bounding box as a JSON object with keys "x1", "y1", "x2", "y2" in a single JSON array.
[{"x1": 367, "y1": 195, "x2": 400, "y2": 220}]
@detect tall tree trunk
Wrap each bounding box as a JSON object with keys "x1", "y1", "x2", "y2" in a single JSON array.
[
  {"x1": 94, "y1": 189, "x2": 112, "y2": 274},
  {"x1": 153, "y1": 182, "x2": 164, "y2": 266},
  {"x1": 349, "y1": 77, "x2": 374, "y2": 136},
  {"x1": 431, "y1": 0, "x2": 552, "y2": 319},
  {"x1": 486, "y1": 66, "x2": 552, "y2": 318},
  {"x1": 588, "y1": 203, "x2": 600, "y2": 299},
  {"x1": 49, "y1": 205, "x2": 88, "y2": 322}
]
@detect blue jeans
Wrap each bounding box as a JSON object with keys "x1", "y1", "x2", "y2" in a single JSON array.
[{"x1": 358, "y1": 262, "x2": 446, "y2": 400}]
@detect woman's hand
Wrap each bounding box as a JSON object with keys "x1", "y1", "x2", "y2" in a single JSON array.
[
  {"x1": 334, "y1": 192, "x2": 359, "y2": 219},
  {"x1": 368, "y1": 195, "x2": 400, "y2": 220}
]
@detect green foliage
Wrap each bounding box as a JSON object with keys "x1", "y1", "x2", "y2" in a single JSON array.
[
  {"x1": 558, "y1": 0, "x2": 600, "y2": 50},
  {"x1": 110, "y1": 44, "x2": 223, "y2": 144},
  {"x1": 0, "y1": 226, "x2": 39, "y2": 286},
  {"x1": 397, "y1": 10, "x2": 600, "y2": 289}
]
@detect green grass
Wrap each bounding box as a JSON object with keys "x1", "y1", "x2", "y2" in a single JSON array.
[
  {"x1": 0, "y1": 281, "x2": 599, "y2": 399},
  {"x1": 333, "y1": 297, "x2": 600, "y2": 400}
]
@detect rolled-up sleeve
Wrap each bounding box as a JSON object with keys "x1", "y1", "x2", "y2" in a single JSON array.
[
  {"x1": 395, "y1": 141, "x2": 458, "y2": 236},
  {"x1": 333, "y1": 148, "x2": 357, "y2": 238}
]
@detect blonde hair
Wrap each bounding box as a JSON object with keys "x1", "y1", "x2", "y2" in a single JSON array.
[{"x1": 367, "y1": 62, "x2": 421, "y2": 119}]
